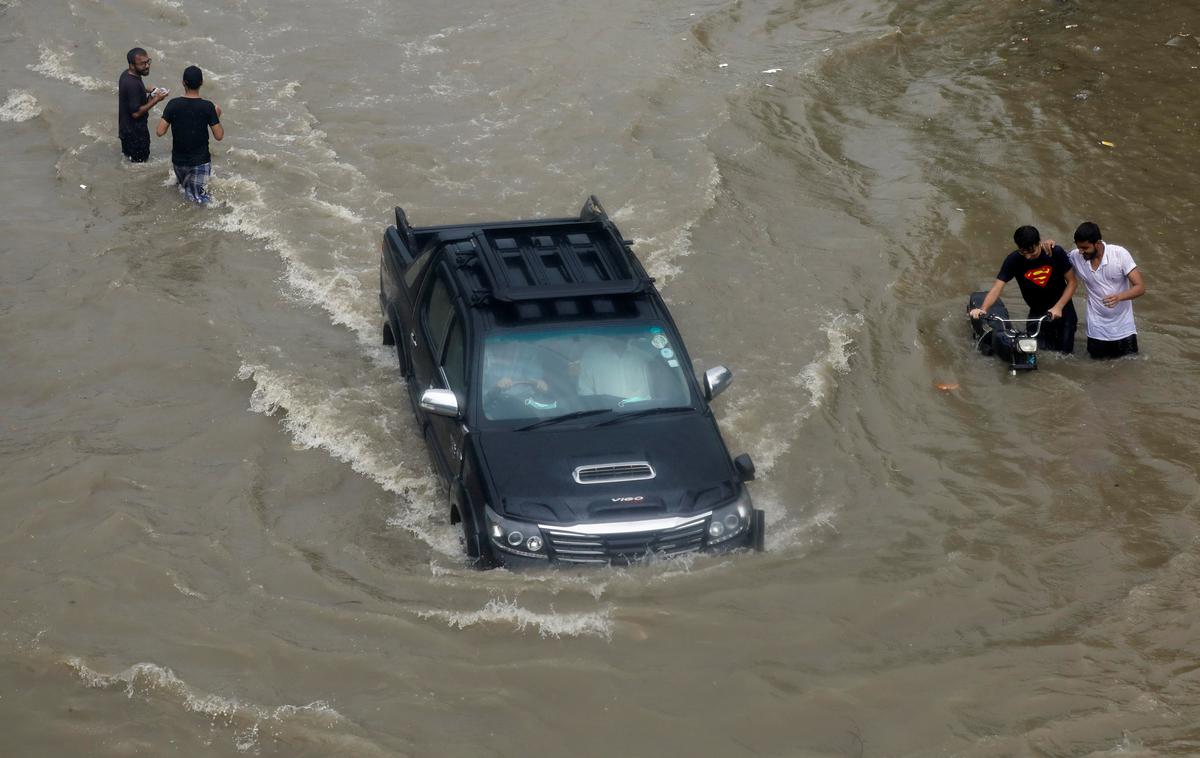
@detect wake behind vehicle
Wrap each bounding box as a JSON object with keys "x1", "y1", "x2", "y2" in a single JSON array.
[
  {"x1": 379, "y1": 196, "x2": 765, "y2": 568},
  {"x1": 967, "y1": 291, "x2": 1048, "y2": 374}
]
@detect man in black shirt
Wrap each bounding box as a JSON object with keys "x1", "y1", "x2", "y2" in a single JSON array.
[
  {"x1": 155, "y1": 65, "x2": 224, "y2": 204},
  {"x1": 117, "y1": 47, "x2": 168, "y2": 162},
  {"x1": 968, "y1": 225, "x2": 1079, "y2": 353}
]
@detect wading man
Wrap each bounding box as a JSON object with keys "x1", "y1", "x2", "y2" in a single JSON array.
[
  {"x1": 1067, "y1": 221, "x2": 1146, "y2": 360},
  {"x1": 155, "y1": 65, "x2": 223, "y2": 204},
  {"x1": 117, "y1": 47, "x2": 167, "y2": 162},
  {"x1": 969, "y1": 225, "x2": 1078, "y2": 353}
]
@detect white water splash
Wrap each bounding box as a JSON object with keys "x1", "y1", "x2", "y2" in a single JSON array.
[
  {"x1": 29, "y1": 46, "x2": 114, "y2": 92},
  {"x1": 0, "y1": 90, "x2": 42, "y2": 122},
  {"x1": 417, "y1": 596, "x2": 614, "y2": 639},
  {"x1": 203, "y1": 173, "x2": 376, "y2": 340},
  {"x1": 66, "y1": 657, "x2": 341, "y2": 753},
  {"x1": 794, "y1": 311, "x2": 864, "y2": 407},
  {"x1": 235, "y1": 361, "x2": 460, "y2": 556}
]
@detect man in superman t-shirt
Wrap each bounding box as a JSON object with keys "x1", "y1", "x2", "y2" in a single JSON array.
[{"x1": 968, "y1": 225, "x2": 1078, "y2": 353}]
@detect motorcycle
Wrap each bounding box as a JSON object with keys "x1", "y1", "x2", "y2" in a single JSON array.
[{"x1": 968, "y1": 292, "x2": 1049, "y2": 374}]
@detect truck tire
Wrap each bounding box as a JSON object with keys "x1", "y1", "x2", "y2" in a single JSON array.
[{"x1": 462, "y1": 520, "x2": 494, "y2": 569}]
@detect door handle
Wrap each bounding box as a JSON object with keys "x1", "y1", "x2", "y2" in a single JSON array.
[{"x1": 410, "y1": 330, "x2": 417, "y2": 347}]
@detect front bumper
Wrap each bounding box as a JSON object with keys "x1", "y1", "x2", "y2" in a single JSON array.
[{"x1": 488, "y1": 506, "x2": 765, "y2": 568}]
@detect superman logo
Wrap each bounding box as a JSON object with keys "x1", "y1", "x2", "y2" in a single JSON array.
[{"x1": 1024, "y1": 265, "x2": 1052, "y2": 287}]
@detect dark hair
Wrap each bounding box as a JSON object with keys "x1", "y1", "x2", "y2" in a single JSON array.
[
  {"x1": 127, "y1": 47, "x2": 148, "y2": 66},
  {"x1": 182, "y1": 65, "x2": 203, "y2": 90},
  {"x1": 1013, "y1": 225, "x2": 1041, "y2": 251},
  {"x1": 1073, "y1": 221, "x2": 1102, "y2": 244}
]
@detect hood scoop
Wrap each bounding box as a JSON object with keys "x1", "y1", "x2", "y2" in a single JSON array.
[{"x1": 573, "y1": 461, "x2": 655, "y2": 484}]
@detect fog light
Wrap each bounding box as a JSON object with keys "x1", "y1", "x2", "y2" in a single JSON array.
[
  {"x1": 1018, "y1": 338, "x2": 1038, "y2": 353},
  {"x1": 708, "y1": 521, "x2": 725, "y2": 538},
  {"x1": 526, "y1": 535, "x2": 543, "y2": 552},
  {"x1": 507, "y1": 530, "x2": 524, "y2": 546}
]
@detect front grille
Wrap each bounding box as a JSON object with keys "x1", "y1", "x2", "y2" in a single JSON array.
[
  {"x1": 543, "y1": 516, "x2": 707, "y2": 564},
  {"x1": 573, "y1": 461, "x2": 655, "y2": 484}
]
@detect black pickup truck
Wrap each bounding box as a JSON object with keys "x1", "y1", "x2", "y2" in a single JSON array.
[{"x1": 379, "y1": 196, "x2": 764, "y2": 568}]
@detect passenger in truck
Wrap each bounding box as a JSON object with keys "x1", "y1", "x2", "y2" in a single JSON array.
[{"x1": 577, "y1": 336, "x2": 653, "y2": 404}]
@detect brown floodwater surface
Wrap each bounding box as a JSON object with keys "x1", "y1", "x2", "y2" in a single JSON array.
[{"x1": 2, "y1": 0, "x2": 1199, "y2": 755}]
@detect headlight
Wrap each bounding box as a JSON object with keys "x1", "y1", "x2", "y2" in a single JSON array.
[
  {"x1": 484, "y1": 505, "x2": 548, "y2": 559},
  {"x1": 707, "y1": 488, "x2": 753, "y2": 545},
  {"x1": 1018, "y1": 338, "x2": 1038, "y2": 353}
]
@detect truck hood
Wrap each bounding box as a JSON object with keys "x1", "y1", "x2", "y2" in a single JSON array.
[{"x1": 476, "y1": 413, "x2": 737, "y2": 524}]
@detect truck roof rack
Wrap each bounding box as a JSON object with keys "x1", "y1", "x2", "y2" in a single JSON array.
[{"x1": 408, "y1": 196, "x2": 653, "y2": 305}]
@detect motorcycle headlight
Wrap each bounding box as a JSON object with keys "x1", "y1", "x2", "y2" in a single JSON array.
[
  {"x1": 484, "y1": 505, "x2": 548, "y2": 559},
  {"x1": 707, "y1": 488, "x2": 753, "y2": 545},
  {"x1": 1018, "y1": 338, "x2": 1038, "y2": 353}
]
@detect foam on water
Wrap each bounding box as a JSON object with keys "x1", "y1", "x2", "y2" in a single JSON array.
[
  {"x1": 236, "y1": 361, "x2": 461, "y2": 556},
  {"x1": 708, "y1": 312, "x2": 861, "y2": 553},
  {"x1": 29, "y1": 46, "x2": 114, "y2": 93},
  {"x1": 795, "y1": 312, "x2": 864, "y2": 408},
  {"x1": 0, "y1": 90, "x2": 42, "y2": 122},
  {"x1": 236, "y1": 361, "x2": 426, "y2": 498},
  {"x1": 66, "y1": 657, "x2": 342, "y2": 753},
  {"x1": 202, "y1": 173, "x2": 376, "y2": 340},
  {"x1": 79, "y1": 120, "x2": 112, "y2": 142},
  {"x1": 309, "y1": 194, "x2": 365, "y2": 225},
  {"x1": 417, "y1": 596, "x2": 614, "y2": 639},
  {"x1": 612, "y1": 160, "x2": 724, "y2": 285},
  {"x1": 727, "y1": 310, "x2": 860, "y2": 475}
]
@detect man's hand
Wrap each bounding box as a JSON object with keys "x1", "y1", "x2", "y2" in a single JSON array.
[
  {"x1": 1047, "y1": 305, "x2": 1062, "y2": 320},
  {"x1": 1102, "y1": 292, "x2": 1122, "y2": 308},
  {"x1": 1040, "y1": 239, "x2": 1057, "y2": 254},
  {"x1": 969, "y1": 307, "x2": 986, "y2": 319}
]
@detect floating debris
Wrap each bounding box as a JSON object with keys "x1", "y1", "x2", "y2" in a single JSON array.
[
  {"x1": 1100, "y1": 140, "x2": 1115, "y2": 148},
  {"x1": 761, "y1": 68, "x2": 782, "y2": 74},
  {"x1": 935, "y1": 382, "x2": 959, "y2": 392}
]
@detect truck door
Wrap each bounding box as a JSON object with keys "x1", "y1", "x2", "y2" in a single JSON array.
[
  {"x1": 430, "y1": 316, "x2": 468, "y2": 488},
  {"x1": 412, "y1": 268, "x2": 454, "y2": 396},
  {"x1": 414, "y1": 267, "x2": 467, "y2": 486}
]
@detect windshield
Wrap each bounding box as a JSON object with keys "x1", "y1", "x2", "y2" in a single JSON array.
[{"x1": 480, "y1": 324, "x2": 694, "y2": 424}]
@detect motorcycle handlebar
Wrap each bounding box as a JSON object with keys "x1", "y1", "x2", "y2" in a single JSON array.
[{"x1": 975, "y1": 312, "x2": 1049, "y2": 338}]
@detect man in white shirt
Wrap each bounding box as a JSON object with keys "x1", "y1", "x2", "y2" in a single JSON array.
[
  {"x1": 1067, "y1": 222, "x2": 1146, "y2": 359},
  {"x1": 577, "y1": 338, "x2": 652, "y2": 402}
]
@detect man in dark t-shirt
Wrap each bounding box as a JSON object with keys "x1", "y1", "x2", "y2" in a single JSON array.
[
  {"x1": 156, "y1": 65, "x2": 224, "y2": 203},
  {"x1": 969, "y1": 225, "x2": 1079, "y2": 353},
  {"x1": 117, "y1": 47, "x2": 167, "y2": 162}
]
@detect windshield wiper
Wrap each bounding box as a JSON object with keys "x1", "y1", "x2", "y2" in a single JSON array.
[
  {"x1": 591, "y1": 406, "x2": 695, "y2": 427},
  {"x1": 515, "y1": 408, "x2": 614, "y2": 431}
]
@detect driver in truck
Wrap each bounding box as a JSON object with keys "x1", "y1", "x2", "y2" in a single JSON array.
[{"x1": 482, "y1": 337, "x2": 554, "y2": 416}]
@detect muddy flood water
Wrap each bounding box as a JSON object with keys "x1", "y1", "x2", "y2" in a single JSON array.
[{"x1": 3, "y1": 0, "x2": 1200, "y2": 755}]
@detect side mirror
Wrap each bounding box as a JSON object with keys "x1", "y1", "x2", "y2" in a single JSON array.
[
  {"x1": 733, "y1": 453, "x2": 756, "y2": 482},
  {"x1": 703, "y1": 365, "x2": 733, "y2": 401},
  {"x1": 420, "y1": 388, "x2": 460, "y2": 418}
]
